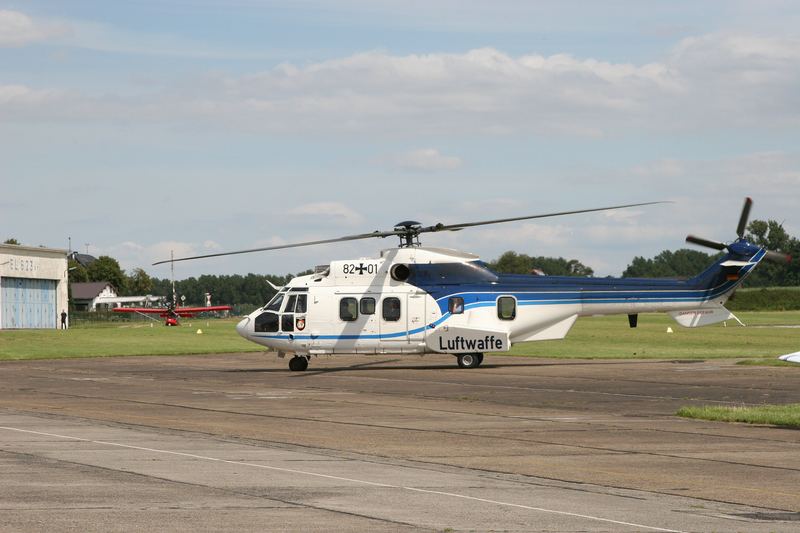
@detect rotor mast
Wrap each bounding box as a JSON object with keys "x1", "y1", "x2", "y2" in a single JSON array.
[{"x1": 394, "y1": 221, "x2": 422, "y2": 248}]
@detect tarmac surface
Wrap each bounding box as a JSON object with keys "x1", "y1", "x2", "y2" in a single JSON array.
[{"x1": 1, "y1": 352, "x2": 799, "y2": 532}]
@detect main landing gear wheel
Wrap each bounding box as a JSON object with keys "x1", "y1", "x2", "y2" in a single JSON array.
[
  {"x1": 289, "y1": 356, "x2": 309, "y2": 371},
  {"x1": 456, "y1": 353, "x2": 483, "y2": 369}
]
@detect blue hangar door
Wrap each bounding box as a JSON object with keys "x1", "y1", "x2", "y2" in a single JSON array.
[{"x1": 1, "y1": 278, "x2": 58, "y2": 329}]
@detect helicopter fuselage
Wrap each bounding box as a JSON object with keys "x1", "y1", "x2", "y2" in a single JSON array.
[{"x1": 235, "y1": 245, "x2": 765, "y2": 363}]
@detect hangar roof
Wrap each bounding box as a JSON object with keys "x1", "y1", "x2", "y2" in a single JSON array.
[{"x1": 0, "y1": 243, "x2": 68, "y2": 256}]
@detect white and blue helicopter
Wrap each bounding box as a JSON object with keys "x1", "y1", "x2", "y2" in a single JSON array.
[{"x1": 157, "y1": 198, "x2": 790, "y2": 371}]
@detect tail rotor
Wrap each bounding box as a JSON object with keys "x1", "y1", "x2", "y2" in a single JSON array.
[
  {"x1": 686, "y1": 197, "x2": 791, "y2": 264},
  {"x1": 736, "y1": 197, "x2": 753, "y2": 239}
]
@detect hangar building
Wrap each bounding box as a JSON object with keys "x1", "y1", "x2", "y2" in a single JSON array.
[{"x1": 0, "y1": 244, "x2": 68, "y2": 329}]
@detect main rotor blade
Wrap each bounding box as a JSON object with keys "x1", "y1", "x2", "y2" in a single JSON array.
[
  {"x1": 154, "y1": 200, "x2": 670, "y2": 265},
  {"x1": 686, "y1": 235, "x2": 727, "y2": 250},
  {"x1": 736, "y1": 197, "x2": 753, "y2": 238},
  {"x1": 418, "y1": 201, "x2": 670, "y2": 234},
  {"x1": 153, "y1": 230, "x2": 400, "y2": 265}
]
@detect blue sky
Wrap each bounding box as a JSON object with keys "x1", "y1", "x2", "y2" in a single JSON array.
[{"x1": 2, "y1": 1, "x2": 799, "y2": 279}]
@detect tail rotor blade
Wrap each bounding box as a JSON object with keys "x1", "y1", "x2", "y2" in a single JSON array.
[
  {"x1": 764, "y1": 250, "x2": 792, "y2": 264},
  {"x1": 736, "y1": 197, "x2": 753, "y2": 238},
  {"x1": 686, "y1": 235, "x2": 727, "y2": 251}
]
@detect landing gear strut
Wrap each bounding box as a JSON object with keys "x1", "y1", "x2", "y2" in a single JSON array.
[
  {"x1": 289, "y1": 355, "x2": 309, "y2": 371},
  {"x1": 456, "y1": 353, "x2": 483, "y2": 368}
]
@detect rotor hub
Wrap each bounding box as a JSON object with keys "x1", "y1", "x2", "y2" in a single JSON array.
[{"x1": 394, "y1": 221, "x2": 422, "y2": 247}]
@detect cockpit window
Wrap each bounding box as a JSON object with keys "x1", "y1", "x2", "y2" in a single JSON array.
[
  {"x1": 264, "y1": 293, "x2": 284, "y2": 312},
  {"x1": 284, "y1": 294, "x2": 297, "y2": 313},
  {"x1": 295, "y1": 294, "x2": 307, "y2": 313},
  {"x1": 254, "y1": 312, "x2": 279, "y2": 332}
]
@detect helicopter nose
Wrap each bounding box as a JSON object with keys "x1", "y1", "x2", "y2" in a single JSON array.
[{"x1": 236, "y1": 316, "x2": 251, "y2": 338}]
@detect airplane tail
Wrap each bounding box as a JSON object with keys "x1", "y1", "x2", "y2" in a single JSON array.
[{"x1": 674, "y1": 198, "x2": 790, "y2": 327}]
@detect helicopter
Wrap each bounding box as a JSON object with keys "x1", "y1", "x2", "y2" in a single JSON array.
[
  {"x1": 115, "y1": 251, "x2": 232, "y2": 325},
  {"x1": 155, "y1": 198, "x2": 790, "y2": 371}
]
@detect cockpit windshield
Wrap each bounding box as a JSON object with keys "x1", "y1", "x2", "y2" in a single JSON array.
[{"x1": 264, "y1": 291, "x2": 285, "y2": 312}]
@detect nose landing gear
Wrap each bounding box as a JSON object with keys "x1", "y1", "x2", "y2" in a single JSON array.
[
  {"x1": 288, "y1": 355, "x2": 309, "y2": 371},
  {"x1": 456, "y1": 353, "x2": 483, "y2": 368}
]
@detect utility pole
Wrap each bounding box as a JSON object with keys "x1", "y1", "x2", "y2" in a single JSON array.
[{"x1": 171, "y1": 250, "x2": 177, "y2": 307}]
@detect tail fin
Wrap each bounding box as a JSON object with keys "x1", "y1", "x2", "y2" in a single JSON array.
[{"x1": 685, "y1": 251, "x2": 763, "y2": 301}]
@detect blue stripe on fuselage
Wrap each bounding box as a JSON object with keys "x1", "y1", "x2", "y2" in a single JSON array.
[{"x1": 417, "y1": 250, "x2": 762, "y2": 314}]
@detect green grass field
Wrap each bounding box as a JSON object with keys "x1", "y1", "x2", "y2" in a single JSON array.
[
  {"x1": 503, "y1": 311, "x2": 800, "y2": 359},
  {"x1": 0, "y1": 311, "x2": 798, "y2": 361},
  {"x1": 0, "y1": 318, "x2": 262, "y2": 360},
  {"x1": 677, "y1": 404, "x2": 800, "y2": 429}
]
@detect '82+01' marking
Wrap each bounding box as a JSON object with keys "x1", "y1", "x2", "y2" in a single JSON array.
[{"x1": 342, "y1": 263, "x2": 378, "y2": 275}]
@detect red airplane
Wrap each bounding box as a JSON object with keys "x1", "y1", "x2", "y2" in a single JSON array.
[{"x1": 113, "y1": 303, "x2": 232, "y2": 326}]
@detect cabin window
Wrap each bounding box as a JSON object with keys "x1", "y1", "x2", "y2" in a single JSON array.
[
  {"x1": 382, "y1": 297, "x2": 401, "y2": 321},
  {"x1": 265, "y1": 293, "x2": 284, "y2": 312},
  {"x1": 340, "y1": 297, "x2": 358, "y2": 321},
  {"x1": 254, "y1": 312, "x2": 279, "y2": 332},
  {"x1": 283, "y1": 294, "x2": 297, "y2": 313},
  {"x1": 497, "y1": 296, "x2": 516, "y2": 320},
  {"x1": 295, "y1": 294, "x2": 307, "y2": 314},
  {"x1": 448, "y1": 297, "x2": 464, "y2": 314},
  {"x1": 360, "y1": 297, "x2": 376, "y2": 315}
]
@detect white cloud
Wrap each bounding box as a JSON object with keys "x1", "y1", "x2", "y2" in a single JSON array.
[
  {"x1": 0, "y1": 9, "x2": 279, "y2": 58},
  {"x1": 0, "y1": 10, "x2": 66, "y2": 47},
  {"x1": 252, "y1": 236, "x2": 289, "y2": 248},
  {"x1": 0, "y1": 84, "x2": 60, "y2": 105},
  {"x1": 631, "y1": 159, "x2": 685, "y2": 178},
  {"x1": 103, "y1": 241, "x2": 209, "y2": 273},
  {"x1": 287, "y1": 202, "x2": 364, "y2": 226},
  {"x1": 601, "y1": 209, "x2": 646, "y2": 223},
  {"x1": 391, "y1": 148, "x2": 462, "y2": 171},
  {"x1": 459, "y1": 198, "x2": 524, "y2": 212},
  {"x1": 470, "y1": 223, "x2": 574, "y2": 247},
  {"x1": 581, "y1": 223, "x2": 670, "y2": 244},
  {"x1": 2, "y1": 34, "x2": 799, "y2": 134}
]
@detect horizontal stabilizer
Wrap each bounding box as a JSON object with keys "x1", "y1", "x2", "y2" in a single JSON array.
[
  {"x1": 669, "y1": 306, "x2": 738, "y2": 328},
  {"x1": 720, "y1": 260, "x2": 752, "y2": 267},
  {"x1": 778, "y1": 352, "x2": 800, "y2": 364},
  {"x1": 427, "y1": 326, "x2": 510, "y2": 353}
]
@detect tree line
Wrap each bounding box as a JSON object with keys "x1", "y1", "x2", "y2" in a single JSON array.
[
  {"x1": 66, "y1": 255, "x2": 297, "y2": 310},
  {"x1": 11, "y1": 218, "x2": 794, "y2": 309},
  {"x1": 488, "y1": 219, "x2": 799, "y2": 286}
]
